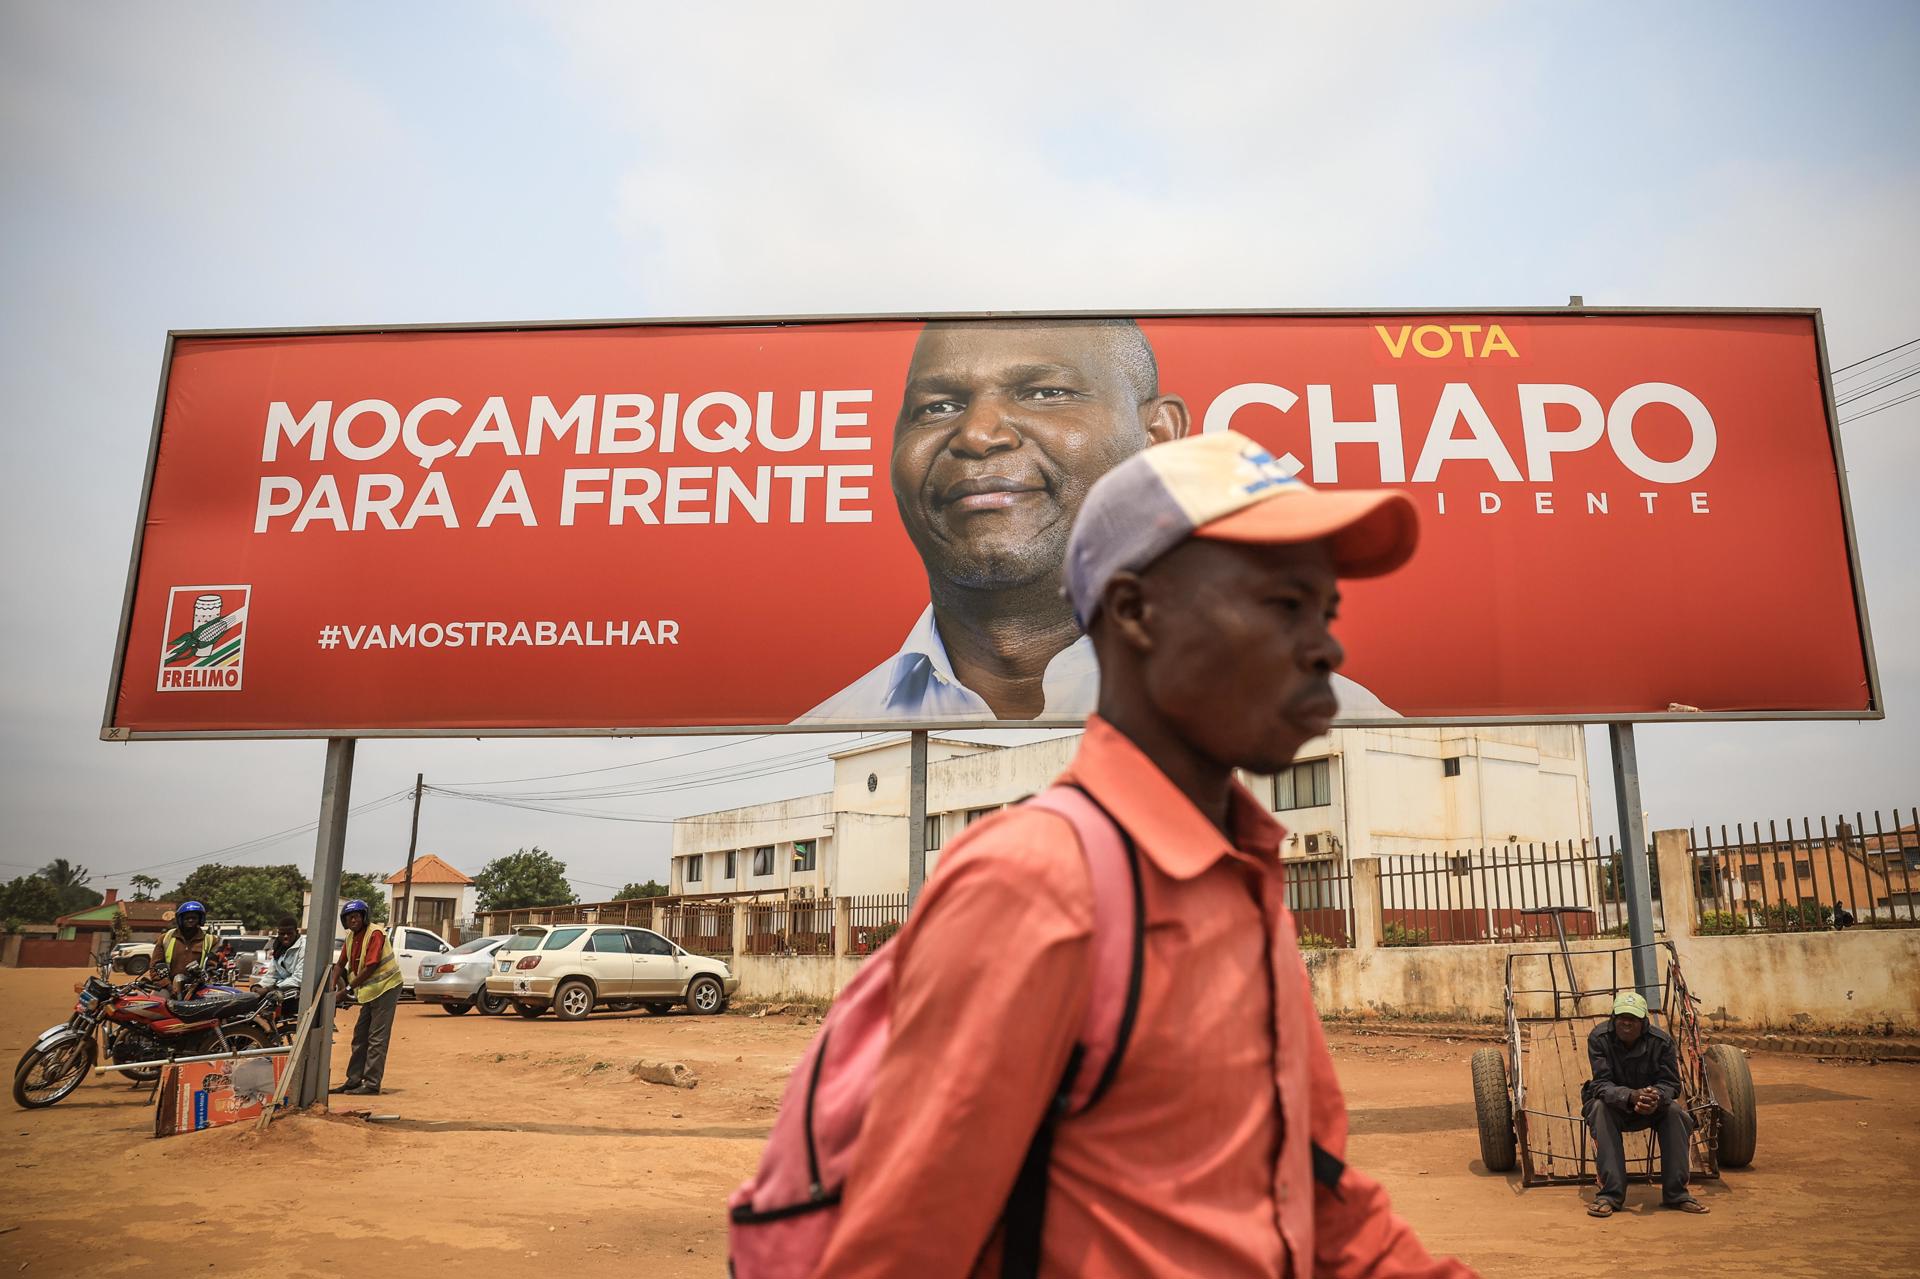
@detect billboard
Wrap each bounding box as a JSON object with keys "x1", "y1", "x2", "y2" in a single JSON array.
[{"x1": 103, "y1": 309, "x2": 1879, "y2": 738}]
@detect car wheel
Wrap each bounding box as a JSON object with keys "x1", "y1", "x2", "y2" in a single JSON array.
[
  {"x1": 645, "y1": 1002, "x2": 675, "y2": 1015},
  {"x1": 477, "y1": 990, "x2": 509, "y2": 1016},
  {"x1": 607, "y1": 999, "x2": 637, "y2": 1013},
  {"x1": 687, "y1": 975, "x2": 724, "y2": 1016},
  {"x1": 512, "y1": 1001, "x2": 547, "y2": 1018},
  {"x1": 124, "y1": 955, "x2": 151, "y2": 977},
  {"x1": 553, "y1": 979, "x2": 596, "y2": 1022},
  {"x1": 441, "y1": 1001, "x2": 470, "y2": 1015}
]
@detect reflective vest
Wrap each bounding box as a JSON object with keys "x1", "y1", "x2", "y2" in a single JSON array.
[
  {"x1": 343, "y1": 925, "x2": 403, "y2": 1002},
  {"x1": 158, "y1": 928, "x2": 215, "y2": 972}
]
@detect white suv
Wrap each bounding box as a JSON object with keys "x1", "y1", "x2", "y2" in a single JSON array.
[{"x1": 484, "y1": 924, "x2": 739, "y2": 1021}]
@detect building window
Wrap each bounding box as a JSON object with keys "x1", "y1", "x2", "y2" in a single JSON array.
[
  {"x1": 752, "y1": 846, "x2": 774, "y2": 877},
  {"x1": 1774, "y1": 863, "x2": 1787, "y2": 882},
  {"x1": 793, "y1": 840, "x2": 817, "y2": 873},
  {"x1": 1448, "y1": 854, "x2": 1471, "y2": 876},
  {"x1": 1794, "y1": 859, "x2": 1812, "y2": 878},
  {"x1": 1274, "y1": 759, "x2": 1332, "y2": 810},
  {"x1": 926, "y1": 814, "x2": 943, "y2": 851},
  {"x1": 1740, "y1": 865, "x2": 1762, "y2": 883},
  {"x1": 724, "y1": 850, "x2": 737, "y2": 880},
  {"x1": 685, "y1": 855, "x2": 703, "y2": 884},
  {"x1": 1442, "y1": 757, "x2": 1462, "y2": 778},
  {"x1": 967, "y1": 807, "x2": 995, "y2": 827}
]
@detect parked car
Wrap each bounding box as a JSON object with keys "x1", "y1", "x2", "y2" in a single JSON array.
[
  {"x1": 484, "y1": 924, "x2": 739, "y2": 1022},
  {"x1": 415, "y1": 936, "x2": 510, "y2": 1015},
  {"x1": 224, "y1": 935, "x2": 275, "y2": 980},
  {"x1": 109, "y1": 942, "x2": 154, "y2": 977}
]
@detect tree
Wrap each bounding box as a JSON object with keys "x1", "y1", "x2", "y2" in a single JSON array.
[
  {"x1": 38, "y1": 859, "x2": 102, "y2": 916},
  {"x1": 614, "y1": 879, "x2": 670, "y2": 900},
  {"x1": 172, "y1": 864, "x2": 309, "y2": 929},
  {"x1": 129, "y1": 874, "x2": 161, "y2": 901},
  {"x1": 338, "y1": 872, "x2": 390, "y2": 923},
  {"x1": 474, "y1": 848, "x2": 577, "y2": 912},
  {"x1": 0, "y1": 876, "x2": 66, "y2": 926}
]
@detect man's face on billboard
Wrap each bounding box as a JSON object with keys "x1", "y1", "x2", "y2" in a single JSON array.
[{"x1": 891, "y1": 321, "x2": 1185, "y2": 593}]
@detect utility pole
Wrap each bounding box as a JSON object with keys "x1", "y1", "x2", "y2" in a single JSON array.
[{"x1": 396, "y1": 772, "x2": 423, "y2": 929}]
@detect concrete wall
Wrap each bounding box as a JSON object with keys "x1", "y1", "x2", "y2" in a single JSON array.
[
  {"x1": 1303, "y1": 927, "x2": 1920, "y2": 1031},
  {"x1": 733, "y1": 952, "x2": 870, "y2": 1003}
]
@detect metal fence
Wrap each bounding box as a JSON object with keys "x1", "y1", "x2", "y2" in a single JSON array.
[
  {"x1": 743, "y1": 896, "x2": 834, "y2": 956},
  {"x1": 1689, "y1": 808, "x2": 1918, "y2": 934},
  {"x1": 1284, "y1": 858, "x2": 1354, "y2": 948},
  {"x1": 1376, "y1": 838, "x2": 1659, "y2": 946},
  {"x1": 656, "y1": 900, "x2": 735, "y2": 957},
  {"x1": 847, "y1": 893, "x2": 909, "y2": 955}
]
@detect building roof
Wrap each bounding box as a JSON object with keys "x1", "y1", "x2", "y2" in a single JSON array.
[
  {"x1": 56, "y1": 899, "x2": 179, "y2": 929},
  {"x1": 384, "y1": 854, "x2": 473, "y2": 886}
]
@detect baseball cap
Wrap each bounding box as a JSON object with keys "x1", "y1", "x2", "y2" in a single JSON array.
[
  {"x1": 1064, "y1": 430, "x2": 1419, "y2": 626},
  {"x1": 1612, "y1": 991, "x2": 1649, "y2": 1020}
]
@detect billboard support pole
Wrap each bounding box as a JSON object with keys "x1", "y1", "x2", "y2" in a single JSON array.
[
  {"x1": 1608, "y1": 723, "x2": 1660, "y2": 1008},
  {"x1": 295, "y1": 737, "x2": 355, "y2": 1107},
  {"x1": 907, "y1": 730, "x2": 929, "y2": 908}
]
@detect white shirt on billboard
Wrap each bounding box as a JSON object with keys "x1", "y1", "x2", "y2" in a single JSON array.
[{"x1": 796, "y1": 605, "x2": 1397, "y2": 723}]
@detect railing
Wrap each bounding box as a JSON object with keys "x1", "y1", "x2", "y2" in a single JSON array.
[
  {"x1": 743, "y1": 897, "x2": 834, "y2": 957},
  {"x1": 1284, "y1": 858, "x2": 1353, "y2": 948},
  {"x1": 657, "y1": 900, "x2": 735, "y2": 957},
  {"x1": 846, "y1": 893, "x2": 909, "y2": 955},
  {"x1": 1375, "y1": 838, "x2": 1657, "y2": 946},
  {"x1": 1688, "y1": 808, "x2": 1918, "y2": 934}
]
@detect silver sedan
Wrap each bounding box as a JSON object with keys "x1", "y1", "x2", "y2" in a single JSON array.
[{"x1": 414, "y1": 935, "x2": 509, "y2": 1015}]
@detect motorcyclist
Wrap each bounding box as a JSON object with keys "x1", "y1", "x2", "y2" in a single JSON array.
[
  {"x1": 329, "y1": 899, "x2": 403, "y2": 1096},
  {"x1": 255, "y1": 916, "x2": 305, "y2": 1016},
  {"x1": 151, "y1": 900, "x2": 218, "y2": 993}
]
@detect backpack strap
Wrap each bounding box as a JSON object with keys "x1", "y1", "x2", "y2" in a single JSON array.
[{"x1": 1000, "y1": 782, "x2": 1145, "y2": 1279}]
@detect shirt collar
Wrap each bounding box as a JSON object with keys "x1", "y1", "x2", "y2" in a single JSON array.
[
  {"x1": 882, "y1": 606, "x2": 1099, "y2": 716},
  {"x1": 1065, "y1": 716, "x2": 1287, "y2": 880}
]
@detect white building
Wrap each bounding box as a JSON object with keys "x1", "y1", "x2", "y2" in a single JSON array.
[{"x1": 670, "y1": 726, "x2": 1593, "y2": 901}]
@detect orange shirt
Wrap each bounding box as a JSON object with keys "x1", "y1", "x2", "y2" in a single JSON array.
[{"x1": 812, "y1": 717, "x2": 1471, "y2": 1279}]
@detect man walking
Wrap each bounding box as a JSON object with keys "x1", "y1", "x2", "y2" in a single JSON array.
[
  {"x1": 330, "y1": 899, "x2": 402, "y2": 1097},
  {"x1": 811, "y1": 431, "x2": 1464, "y2": 1277},
  {"x1": 1583, "y1": 991, "x2": 1709, "y2": 1217}
]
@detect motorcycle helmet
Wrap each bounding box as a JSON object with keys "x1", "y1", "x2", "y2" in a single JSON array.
[
  {"x1": 176, "y1": 900, "x2": 207, "y2": 928},
  {"x1": 339, "y1": 898, "x2": 370, "y2": 925}
]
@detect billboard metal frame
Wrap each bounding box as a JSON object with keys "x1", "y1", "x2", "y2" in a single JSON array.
[{"x1": 101, "y1": 306, "x2": 1882, "y2": 741}]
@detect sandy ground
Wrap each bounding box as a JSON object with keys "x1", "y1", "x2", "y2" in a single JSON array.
[{"x1": 1, "y1": 967, "x2": 1915, "y2": 1278}]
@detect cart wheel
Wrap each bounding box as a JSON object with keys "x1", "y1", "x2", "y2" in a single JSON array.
[
  {"x1": 1704, "y1": 1043, "x2": 1756, "y2": 1168},
  {"x1": 1471, "y1": 1046, "x2": 1517, "y2": 1172}
]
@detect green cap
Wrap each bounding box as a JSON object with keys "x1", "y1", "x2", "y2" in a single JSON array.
[{"x1": 1612, "y1": 991, "x2": 1649, "y2": 1020}]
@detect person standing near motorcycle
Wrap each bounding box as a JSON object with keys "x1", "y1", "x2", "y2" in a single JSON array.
[
  {"x1": 256, "y1": 917, "x2": 305, "y2": 1013},
  {"x1": 329, "y1": 899, "x2": 402, "y2": 1097},
  {"x1": 151, "y1": 900, "x2": 217, "y2": 991}
]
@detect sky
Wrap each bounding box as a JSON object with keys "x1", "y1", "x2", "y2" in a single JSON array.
[{"x1": 2, "y1": 2, "x2": 1916, "y2": 902}]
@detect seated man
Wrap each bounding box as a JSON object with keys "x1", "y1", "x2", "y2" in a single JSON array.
[
  {"x1": 1582, "y1": 991, "x2": 1709, "y2": 1217},
  {"x1": 255, "y1": 916, "x2": 305, "y2": 1015}
]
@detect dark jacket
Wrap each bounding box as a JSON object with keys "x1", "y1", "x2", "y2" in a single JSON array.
[{"x1": 1583, "y1": 1020, "x2": 1683, "y2": 1109}]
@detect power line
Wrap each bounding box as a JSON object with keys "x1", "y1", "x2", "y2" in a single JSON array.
[
  {"x1": 1841, "y1": 386, "x2": 1920, "y2": 424},
  {"x1": 1835, "y1": 360, "x2": 1920, "y2": 408},
  {"x1": 96, "y1": 789, "x2": 414, "y2": 881},
  {"x1": 1832, "y1": 335, "x2": 1920, "y2": 377},
  {"x1": 440, "y1": 734, "x2": 775, "y2": 787}
]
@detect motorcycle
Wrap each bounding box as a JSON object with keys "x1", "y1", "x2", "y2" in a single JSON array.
[{"x1": 12, "y1": 966, "x2": 277, "y2": 1109}]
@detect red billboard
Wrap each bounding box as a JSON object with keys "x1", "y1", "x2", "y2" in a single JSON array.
[{"x1": 103, "y1": 310, "x2": 1879, "y2": 738}]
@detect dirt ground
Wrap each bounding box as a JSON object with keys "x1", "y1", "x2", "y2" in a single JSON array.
[{"x1": 0, "y1": 968, "x2": 1914, "y2": 1278}]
